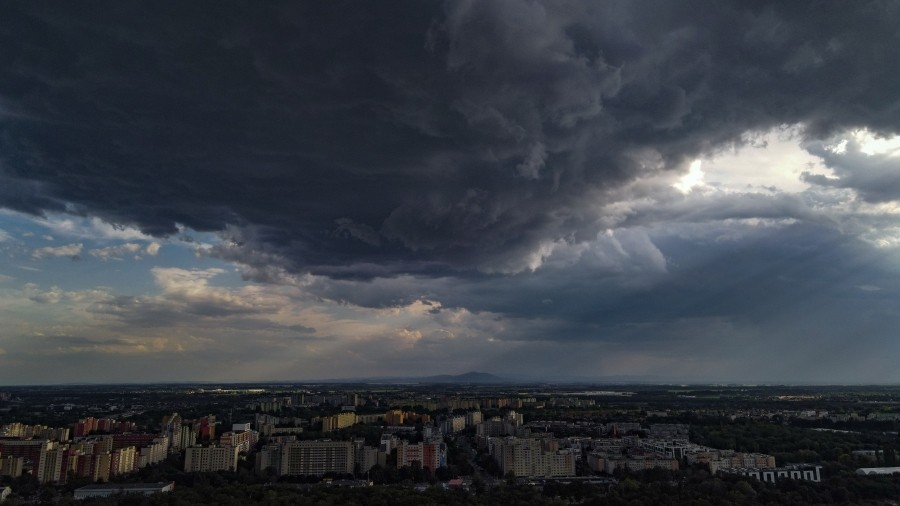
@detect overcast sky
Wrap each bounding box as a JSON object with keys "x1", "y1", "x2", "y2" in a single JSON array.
[{"x1": 1, "y1": 1, "x2": 900, "y2": 384}]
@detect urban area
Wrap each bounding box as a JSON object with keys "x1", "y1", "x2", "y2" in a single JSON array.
[{"x1": 1, "y1": 378, "x2": 900, "y2": 504}]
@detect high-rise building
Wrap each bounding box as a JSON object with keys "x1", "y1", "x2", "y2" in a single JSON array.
[
  {"x1": 0, "y1": 439, "x2": 49, "y2": 469},
  {"x1": 255, "y1": 444, "x2": 283, "y2": 474},
  {"x1": 110, "y1": 447, "x2": 136, "y2": 476},
  {"x1": 279, "y1": 440, "x2": 354, "y2": 476},
  {"x1": 38, "y1": 444, "x2": 67, "y2": 483},
  {"x1": 491, "y1": 437, "x2": 575, "y2": 478},
  {"x1": 184, "y1": 445, "x2": 239, "y2": 473},
  {"x1": 195, "y1": 416, "x2": 216, "y2": 441},
  {"x1": 74, "y1": 418, "x2": 98, "y2": 437},
  {"x1": 0, "y1": 456, "x2": 24, "y2": 478},
  {"x1": 219, "y1": 430, "x2": 256, "y2": 453},
  {"x1": 92, "y1": 453, "x2": 112, "y2": 483},
  {"x1": 137, "y1": 437, "x2": 168, "y2": 468},
  {"x1": 397, "y1": 440, "x2": 446, "y2": 471},
  {"x1": 355, "y1": 446, "x2": 379, "y2": 474},
  {"x1": 321, "y1": 413, "x2": 357, "y2": 432}
]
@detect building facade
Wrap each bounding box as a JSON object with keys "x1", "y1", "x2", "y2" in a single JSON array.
[{"x1": 279, "y1": 440, "x2": 354, "y2": 476}]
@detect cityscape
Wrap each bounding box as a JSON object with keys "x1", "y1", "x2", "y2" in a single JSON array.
[
  {"x1": 2, "y1": 0, "x2": 900, "y2": 503},
  {"x1": 2, "y1": 381, "x2": 900, "y2": 503}
]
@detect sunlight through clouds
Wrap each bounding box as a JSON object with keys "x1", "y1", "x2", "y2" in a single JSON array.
[{"x1": 673, "y1": 160, "x2": 705, "y2": 194}]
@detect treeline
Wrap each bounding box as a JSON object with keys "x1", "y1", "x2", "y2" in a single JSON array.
[
  {"x1": 10, "y1": 472, "x2": 896, "y2": 506},
  {"x1": 691, "y1": 420, "x2": 898, "y2": 464}
]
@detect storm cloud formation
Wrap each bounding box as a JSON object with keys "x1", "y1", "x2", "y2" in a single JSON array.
[
  {"x1": 1, "y1": 1, "x2": 900, "y2": 382},
  {"x1": 1, "y1": 1, "x2": 897, "y2": 275}
]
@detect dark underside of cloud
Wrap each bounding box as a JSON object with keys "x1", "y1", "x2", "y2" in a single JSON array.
[{"x1": 1, "y1": 0, "x2": 899, "y2": 278}]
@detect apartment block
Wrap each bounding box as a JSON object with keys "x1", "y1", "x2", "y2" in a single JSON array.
[
  {"x1": 491, "y1": 437, "x2": 575, "y2": 478},
  {"x1": 279, "y1": 440, "x2": 354, "y2": 476},
  {"x1": 184, "y1": 445, "x2": 240, "y2": 472},
  {"x1": 397, "y1": 440, "x2": 447, "y2": 471}
]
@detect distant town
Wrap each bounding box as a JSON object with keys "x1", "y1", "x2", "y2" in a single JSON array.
[{"x1": 2, "y1": 378, "x2": 900, "y2": 504}]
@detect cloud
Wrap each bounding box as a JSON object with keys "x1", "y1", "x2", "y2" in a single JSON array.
[
  {"x1": 31, "y1": 243, "x2": 82, "y2": 260},
  {"x1": 86, "y1": 241, "x2": 160, "y2": 260},
  {"x1": 1, "y1": 2, "x2": 900, "y2": 383},
  {"x1": 23, "y1": 283, "x2": 63, "y2": 303},
  {"x1": 0, "y1": 1, "x2": 896, "y2": 278},
  {"x1": 37, "y1": 216, "x2": 153, "y2": 241},
  {"x1": 89, "y1": 242, "x2": 142, "y2": 261},
  {"x1": 802, "y1": 131, "x2": 900, "y2": 203}
]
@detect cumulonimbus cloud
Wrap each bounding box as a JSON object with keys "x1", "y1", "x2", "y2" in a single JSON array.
[{"x1": 0, "y1": 1, "x2": 897, "y2": 279}]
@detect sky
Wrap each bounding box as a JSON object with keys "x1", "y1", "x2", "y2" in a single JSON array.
[{"x1": 1, "y1": 1, "x2": 900, "y2": 384}]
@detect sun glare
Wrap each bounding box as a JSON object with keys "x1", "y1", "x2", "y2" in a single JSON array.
[{"x1": 674, "y1": 160, "x2": 705, "y2": 194}]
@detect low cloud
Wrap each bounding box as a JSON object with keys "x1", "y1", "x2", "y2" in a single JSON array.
[
  {"x1": 31, "y1": 243, "x2": 82, "y2": 260},
  {"x1": 88, "y1": 241, "x2": 161, "y2": 260},
  {"x1": 89, "y1": 243, "x2": 142, "y2": 261}
]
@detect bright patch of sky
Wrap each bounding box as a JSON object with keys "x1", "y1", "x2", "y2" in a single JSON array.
[
  {"x1": 852, "y1": 129, "x2": 900, "y2": 157},
  {"x1": 677, "y1": 126, "x2": 833, "y2": 194},
  {"x1": 0, "y1": 210, "x2": 241, "y2": 295}
]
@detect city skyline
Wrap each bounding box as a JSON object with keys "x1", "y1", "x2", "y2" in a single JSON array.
[{"x1": 2, "y1": 1, "x2": 900, "y2": 384}]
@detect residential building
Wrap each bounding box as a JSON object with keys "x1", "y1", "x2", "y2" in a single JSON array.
[
  {"x1": 397, "y1": 440, "x2": 447, "y2": 471},
  {"x1": 355, "y1": 446, "x2": 380, "y2": 474},
  {"x1": 441, "y1": 416, "x2": 466, "y2": 434},
  {"x1": 219, "y1": 430, "x2": 256, "y2": 453},
  {"x1": 110, "y1": 447, "x2": 137, "y2": 476},
  {"x1": 255, "y1": 444, "x2": 283, "y2": 474},
  {"x1": 184, "y1": 445, "x2": 240, "y2": 473},
  {"x1": 321, "y1": 413, "x2": 357, "y2": 432},
  {"x1": 279, "y1": 440, "x2": 354, "y2": 476},
  {"x1": 0, "y1": 456, "x2": 24, "y2": 478},
  {"x1": 491, "y1": 437, "x2": 575, "y2": 478}
]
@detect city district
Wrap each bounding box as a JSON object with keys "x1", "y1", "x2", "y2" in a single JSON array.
[{"x1": 1, "y1": 381, "x2": 900, "y2": 504}]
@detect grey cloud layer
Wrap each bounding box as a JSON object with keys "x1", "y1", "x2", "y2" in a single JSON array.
[{"x1": 2, "y1": 1, "x2": 899, "y2": 277}]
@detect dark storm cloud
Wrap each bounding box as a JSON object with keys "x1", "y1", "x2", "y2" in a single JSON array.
[
  {"x1": 802, "y1": 137, "x2": 900, "y2": 203},
  {"x1": 296, "y1": 220, "x2": 899, "y2": 351},
  {"x1": 1, "y1": 1, "x2": 899, "y2": 277}
]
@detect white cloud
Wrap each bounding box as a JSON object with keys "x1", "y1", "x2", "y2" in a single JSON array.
[
  {"x1": 32, "y1": 243, "x2": 83, "y2": 259},
  {"x1": 145, "y1": 242, "x2": 161, "y2": 256},
  {"x1": 35, "y1": 214, "x2": 151, "y2": 241},
  {"x1": 89, "y1": 243, "x2": 142, "y2": 261},
  {"x1": 23, "y1": 283, "x2": 64, "y2": 304}
]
